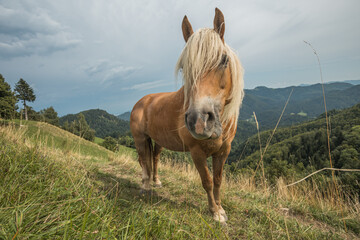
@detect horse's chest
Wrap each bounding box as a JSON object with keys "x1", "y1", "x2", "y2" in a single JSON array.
[{"x1": 197, "y1": 139, "x2": 223, "y2": 155}]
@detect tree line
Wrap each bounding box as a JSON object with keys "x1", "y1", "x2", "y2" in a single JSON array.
[
  {"x1": 1, "y1": 74, "x2": 48, "y2": 121},
  {"x1": 0, "y1": 73, "x2": 95, "y2": 142}
]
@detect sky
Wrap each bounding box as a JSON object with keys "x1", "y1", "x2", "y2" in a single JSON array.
[{"x1": 1, "y1": 0, "x2": 359, "y2": 116}]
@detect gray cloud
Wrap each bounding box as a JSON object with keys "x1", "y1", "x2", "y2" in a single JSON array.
[
  {"x1": 0, "y1": 3, "x2": 81, "y2": 58},
  {"x1": 84, "y1": 60, "x2": 142, "y2": 84}
]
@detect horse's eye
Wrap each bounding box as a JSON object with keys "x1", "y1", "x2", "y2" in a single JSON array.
[{"x1": 220, "y1": 54, "x2": 228, "y2": 67}]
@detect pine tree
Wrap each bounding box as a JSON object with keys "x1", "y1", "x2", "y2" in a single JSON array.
[
  {"x1": 14, "y1": 78, "x2": 36, "y2": 120},
  {"x1": 0, "y1": 74, "x2": 17, "y2": 119},
  {"x1": 77, "y1": 113, "x2": 95, "y2": 141},
  {"x1": 40, "y1": 106, "x2": 59, "y2": 126}
]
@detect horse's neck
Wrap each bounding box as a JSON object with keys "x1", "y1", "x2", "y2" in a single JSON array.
[{"x1": 175, "y1": 86, "x2": 186, "y2": 107}]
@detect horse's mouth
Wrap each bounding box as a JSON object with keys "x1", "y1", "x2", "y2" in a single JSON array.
[
  {"x1": 187, "y1": 128, "x2": 222, "y2": 140},
  {"x1": 187, "y1": 130, "x2": 213, "y2": 140},
  {"x1": 185, "y1": 112, "x2": 222, "y2": 140}
]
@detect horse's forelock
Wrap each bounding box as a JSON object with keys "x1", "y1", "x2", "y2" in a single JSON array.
[{"x1": 175, "y1": 28, "x2": 244, "y2": 132}]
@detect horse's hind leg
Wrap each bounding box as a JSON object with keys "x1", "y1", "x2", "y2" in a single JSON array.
[
  {"x1": 133, "y1": 136, "x2": 153, "y2": 192},
  {"x1": 153, "y1": 143, "x2": 163, "y2": 187}
]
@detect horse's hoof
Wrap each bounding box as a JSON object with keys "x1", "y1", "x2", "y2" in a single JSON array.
[
  {"x1": 220, "y1": 221, "x2": 227, "y2": 226},
  {"x1": 213, "y1": 213, "x2": 227, "y2": 224},
  {"x1": 154, "y1": 182, "x2": 162, "y2": 188},
  {"x1": 219, "y1": 208, "x2": 228, "y2": 221},
  {"x1": 219, "y1": 209, "x2": 228, "y2": 221},
  {"x1": 220, "y1": 212, "x2": 228, "y2": 221}
]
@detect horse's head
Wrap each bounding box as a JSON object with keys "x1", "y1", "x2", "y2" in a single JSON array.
[{"x1": 176, "y1": 8, "x2": 244, "y2": 140}]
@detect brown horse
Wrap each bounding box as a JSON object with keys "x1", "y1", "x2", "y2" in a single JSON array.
[{"x1": 130, "y1": 8, "x2": 244, "y2": 223}]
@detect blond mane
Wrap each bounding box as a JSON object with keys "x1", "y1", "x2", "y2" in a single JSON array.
[{"x1": 175, "y1": 28, "x2": 244, "y2": 129}]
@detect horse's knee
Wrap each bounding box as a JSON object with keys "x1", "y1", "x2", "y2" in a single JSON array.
[
  {"x1": 213, "y1": 177, "x2": 222, "y2": 188},
  {"x1": 201, "y1": 179, "x2": 213, "y2": 192}
]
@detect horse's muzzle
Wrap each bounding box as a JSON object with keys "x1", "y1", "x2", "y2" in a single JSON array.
[{"x1": 185, "y1": 108, "x2": 222, "y2": 140}]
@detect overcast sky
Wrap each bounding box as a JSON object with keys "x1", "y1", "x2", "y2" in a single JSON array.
[{"x1": 1, "y1": 0, "x2": 359, "y2": 116}]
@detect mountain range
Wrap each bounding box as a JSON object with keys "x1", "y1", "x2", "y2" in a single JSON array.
[
  {"x1": 60, "y1": 81, "x2": 360, "y2": 140},
  {"x1": 240, "y1": 82, "x2": 360, "y2": 129}
]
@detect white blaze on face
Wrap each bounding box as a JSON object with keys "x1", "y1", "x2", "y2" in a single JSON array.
[
  {"x1": 186, "y1": 95, "x2": 222, "y2": 139},
  {"x1": 190, "y1": 96, "x2": 220, "y2": 115}
]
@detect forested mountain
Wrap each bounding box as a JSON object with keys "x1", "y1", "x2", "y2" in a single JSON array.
[
  {"x1": 117, "y1": 111, "x2": 131, "y2": 121},
  {"x1": 229, "y1": 104, "x2": 360, "y2": 193},
  {"x1": 60, "y1": 109, "x2": 130, "y2": 138},
  {"x1": 59, "y1": 82, "x2": 359, "y2": 142},
  {"x1": 240, "y1": 82, "x2": 360, "y2": 129}
]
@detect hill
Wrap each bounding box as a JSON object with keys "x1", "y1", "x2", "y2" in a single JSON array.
[
  {"x1": 240, "y1": 82, "x2": 360, "y2": 129},
  {"x1": 338, "y1": 80, "x2": 360, "y2": 85},
  {"x1": 1, "y1": 120, "x2": 358, "y2": 238},
  {"x1": 117, "y1": 111, "x2": 131, "y2": 121},
  {"x1": 60, "y1": 109, "x2": 130, "y2": 138}
]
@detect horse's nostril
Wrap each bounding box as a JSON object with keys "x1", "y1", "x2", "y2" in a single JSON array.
[
  {"x1": 207, "y1": 112, "x2": 215, "y2": 122},
  {"x1": 185, "y1": 113, "x2": 190, "y2": 126}
]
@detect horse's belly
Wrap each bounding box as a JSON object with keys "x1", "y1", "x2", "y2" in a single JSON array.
[
  {"x1": 147, "y1": 123, "x2": 224, "y2": 154},
  {"x1": 148, "y1": 127, "x2": 189, "y2": 152},
  {"x1": 156, "y1": 139, "x2": 189, "y2": 152}
]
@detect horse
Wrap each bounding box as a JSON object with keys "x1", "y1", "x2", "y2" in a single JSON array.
[{"x1": 130, "y1": 8, "x2": 244, "y2": 223}]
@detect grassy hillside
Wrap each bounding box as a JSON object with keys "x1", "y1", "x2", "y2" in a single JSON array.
[
  {"x1": 229, "y1": 104, "x2": 360, "y2": 197},
  {"x1": 0, "y1": 121, "x2": 359, "y2": 239},
  {"x1": 60, "y1": 109, "x2": 130, "y2": 138}
]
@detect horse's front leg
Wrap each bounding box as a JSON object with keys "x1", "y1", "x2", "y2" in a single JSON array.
[
  {"x1": 191, "y1": 149, "x2": 226, "y2": 223},
  {"x1": 153, "y1": 143, "x2": 163, "y2": 187},
  {"x1": 212, "y1": 145, "x2": 231, "y2": 221}
]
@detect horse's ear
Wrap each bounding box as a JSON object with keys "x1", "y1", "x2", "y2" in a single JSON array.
[
  {"x1": 213, "y1": 8, "x2": 225, "y2": 41},
  {"x1": 182, "y1": 15, "x2": 194, "y2": 42}
]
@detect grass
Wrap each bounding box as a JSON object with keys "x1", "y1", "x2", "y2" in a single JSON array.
[
  {"x1": 0, "y1": 121, "x2": 359, "y2": 239},
  {"x1": 94, "y1": 137, "x2": 104, "y2": 145}
]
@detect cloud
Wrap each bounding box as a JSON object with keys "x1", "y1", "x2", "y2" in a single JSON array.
[
  {"x1": 0, "y1": 4, "x2": 81, "y2": 59},
  {"x1": 122, "y1": 80, "x2": 173, "y2": 91},
  {"x1": 84, "y1": 60, "x2": 142, "y2": 84},
  {"x1": 1, "y1": 0, "x2": 359, "y2": 115}
]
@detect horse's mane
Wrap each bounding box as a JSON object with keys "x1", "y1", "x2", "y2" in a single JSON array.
[{"x1": 175, "y1": 28, "x2": 244, "y2": 129}]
